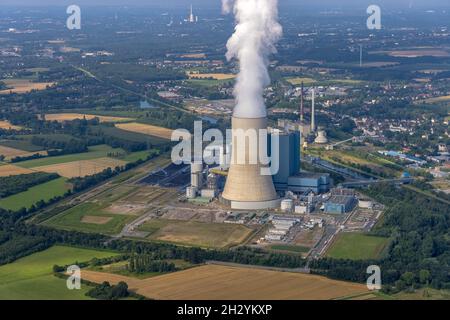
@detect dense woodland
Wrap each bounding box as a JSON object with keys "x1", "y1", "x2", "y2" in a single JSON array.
[
  {"x1": 86, "y1": 281, "x2": 130, "y2": 300},
  {"x1": 128, "y1": 254, "x2": 177, "y2": 273}
]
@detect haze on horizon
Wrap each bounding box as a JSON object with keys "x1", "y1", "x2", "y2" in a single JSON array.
[{"x1": 1, "y1": 0, "x2": 450, "y2": 9}]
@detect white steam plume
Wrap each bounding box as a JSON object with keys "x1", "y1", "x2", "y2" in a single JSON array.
[{"x1": 222, "y1": 0, "x2": 282, "y2": 118}]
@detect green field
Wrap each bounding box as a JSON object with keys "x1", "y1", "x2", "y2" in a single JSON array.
[
  {"x1": 138, "y1": 219, "x2": 254, "y2": 248},
  {"x1": 326, "y1": 233, "x2": 390, "y2": 260},
  {"x1": 15, "y1": 145, "x2": 124, "y2": 168},
  {"x1": 269, "y1": 244, "x2": 310, "y2": 254},
  {"x1": 0, "y1": 177, "x2": 71, "y2": 211},
  {"x1": 0, "y1": 246, "x2": 117, "y2": 300},
  {"x1": 0, "y1": 138, "x2": 44, "y2": 152},
  {"x1": 186, "y1": 78, "x2": 234, "y2": 87},
  {"x1": 121, "y1": 150, "x2": 153, "y2": 162},
  {"x1": 43, "y1": 202, "x2": 135, "y2": 235}
]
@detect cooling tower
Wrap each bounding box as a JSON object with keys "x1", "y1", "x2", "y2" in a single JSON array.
[{"x1": 222, "y1": 116, "x2": 280, "y2": 210}]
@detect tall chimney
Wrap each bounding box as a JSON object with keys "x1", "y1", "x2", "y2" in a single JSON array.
[
  {"x1": 300, "y1": 81, "x2": 304, "y2": 122},
  {"x1": 311, "y1": 88, "x2": 316, "y2": 132}
]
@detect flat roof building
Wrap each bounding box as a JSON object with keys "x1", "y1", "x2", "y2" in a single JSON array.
[
  {"x1": 324, "y1": 195, "x2": 357, "y2": 214},
  {"x1": 287, "y1": 173, "x2": 331, "y2": 194}
]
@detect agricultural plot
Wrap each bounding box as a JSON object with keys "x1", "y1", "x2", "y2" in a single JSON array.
[
  {"x1": 15, "y1": 145, "x2": 124, "y2": 169},
  {"x1": 0, "y1": 246, "x2": 117, "y2": 300},
  {"x1": 187, "y1": 73, "x2": 236, "y2": 80},
  {"x1": 0, "y1": 177, "x2": 71, "y2": 211},
  {"x1": 326, "y1": 233, "x2": 390, "y2": 260},
  {"x1": 44, "y1": 113, "x2": 132, "y2": 123},
  {"x1": 80, "y1": 264, "x2": 369, "y2": 300},
  {"x1": 186, "y1": 78, "x2": 234, "y2": 87},
  {"x1": 138, "y1": 219, "x2": 254, "y2": 248},
  {"x1": 0, "y1": 138, "x2": 44, "y2": 152},
  {"x1": 0, "y1": 145, "x2": 37, "y2": 159},
  {"x1": 386, "y1": 49, "x2": 450, "y2": 58},
  {"x1": 422, "y1": 95, "x2": 450, "y2": 104},
  {"x1": 89, "y1": 126, "x2": 168, "y2": 146},
  {"x1": 285, "y1": 77, "x2": 317, "y2": 85},
  {"x1": 115, "y1": 122, "x2": 173, "y2": 140},
  {"x1": 0, "y1": 78, "x2": 55, "y2": 94},
  {"x1": 33, "y1": 157, "x2": 127, "y2": 178},
  {"x1": 0, "y1": 164, "x2": 34, "y2": 177},
  {"x1": 0, "y1": 120, "x2": 22, "y2": 131}
]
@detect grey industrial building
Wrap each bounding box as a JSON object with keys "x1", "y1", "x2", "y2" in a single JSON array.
[
  {"x1": 324, "y1": 195, "x2": 357, "y2": 214},
  {"x1": 269, "y1": 129, "x2": 330, "y2": 194},
  {"x1": 287, "y1": 173, "x2": 331, "y2": 194}
]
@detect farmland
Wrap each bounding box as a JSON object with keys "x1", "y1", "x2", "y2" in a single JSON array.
[
  {"x1": 80, "y1": 264, "x2": 370, "y2": 300},
  {"x1": 0, "y1": 164, "x2": 34, "y2": 177},
  {"x1": 0, "y1": 78, "x2": 55, "y2": 94},
  {"x1": 33, "y1": 157, "x2": 127, "y2": 178},
  {"x1": 0, "y1": 177, "x2": 71, "y2": 211},
  {"x1": 187, "y1": 72, "x2": 236, "y2": 80},
  {"x1": 138, "y1": 219, "x2": 254, "y2": 249},
  {"x1": 14, "y1": 145, "x2": 125, "y2": 169},
  {"x1": 285, "y1": 77, "x2": 317, "y2": 85},
  {"x1": 0, "y1": 145, "x2": 46, "y2": 161},
  {"x1": 186, "y1": 78, "x2": 234, "y2": 87},
  {"x1": 421, "y1": 95, "x2": 450, "y2": 104},
  {"x1": 0, "y1": 138, "x2": 44, "y2": 152},
  {"x1": 0, "y1": 246, "x2": 117, "y2": 300},
  {"x1": 115, "y1": 122, "x2": 173, "y2": 140},
  {"x1": 44, "y1": 113, "x2": 132, "y2": 123},
  {"x1": 326, "y1": 233, "x2": 390, "y2": 260},
  {"x1": 0, "y1": 120, "x2": 22, "y2": 131}
]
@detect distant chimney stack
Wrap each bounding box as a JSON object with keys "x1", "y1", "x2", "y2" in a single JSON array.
[
  {"x1": 311, "y1": 88, "x2": 316, "y2": 132},
  {"x1": 300, "y1": 81, "x2": 304, "y2": 122}
]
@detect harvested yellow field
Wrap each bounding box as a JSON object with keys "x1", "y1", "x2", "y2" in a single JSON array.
[
  {"x1": 81, "y1": 264, "x2": 369, "y2": 300},
  {"x1": 0, "y1": 120, "x2": 23, "y2": 130},
  {"x1": 181, "y1": 53, "x2": 206, "y2": 59},
  {"x1": 81, "y1": 216, "x2": 112, "y2": 225},
  {"x1": 188, "y1": 73, "x2": 236, "y2": 80},
  {"x1": 44, "y1": 113, "x2": 132, "y2": 123},
  {"x1": 0, "y1": 79, "x2": 55, "y2": 94},
  {"x1": 33, "y1": 158, "x2": 127, "y2": 178},
  {"x1": 0, "y1": 145, "x2": 45, "y2": 160},
  {"x1": 0, "y1": 165, "x2": 34, "y2": 177},
  {"x1": 423, "y1": 95, "x2": 450, "y2": 104},
  {"x1": 285, "y1": 77, "x2": 317, "y2": 85},
  {"x1": 115, "y1": 122, "x2": 173, "y2": 140}
]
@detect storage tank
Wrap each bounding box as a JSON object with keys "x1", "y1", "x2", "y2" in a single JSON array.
[
  {"x1": 190, "y1": 162, "x2": 203, "y2": 188},
  {"x1": 280, "y1": 199, "x2": 294, "y2": 212},
  {"x1": 359, "y1": 199, "x2": 373, "y2": 209},
  {"x1": 186, "y1": 186, "x2": 198, "y2": 199}
]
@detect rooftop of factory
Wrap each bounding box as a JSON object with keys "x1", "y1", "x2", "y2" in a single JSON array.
[{"x1": 326, "y1": 195, "x2": 355, "y2": 205}]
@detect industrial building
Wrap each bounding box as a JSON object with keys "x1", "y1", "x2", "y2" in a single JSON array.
[
  {"x1": 269, "y1": 129, "x2": 300, "y2": 191},
  {"x1": 287, "y1": 173, "x2": 331, "y2": 194},
  {"x1": 265, "y1": 216, "x2": 300, "y2": 242},
  {"x1": 324, "y1": 195, "x2": 357, "y2": 214}
]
